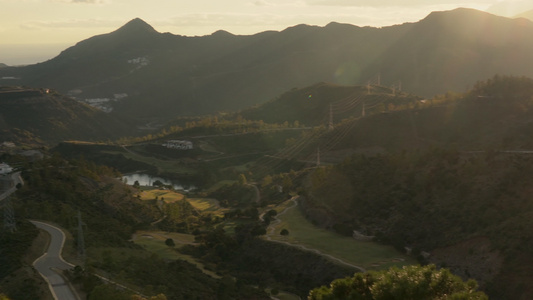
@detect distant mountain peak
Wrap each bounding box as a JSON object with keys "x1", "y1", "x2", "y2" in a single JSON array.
[
  {"x1": 424, "y1": 7, "x2": 489, "y2": 19},
  {"x1": 515, "y1": 8, "x2": 533, "y2": 21},
  {"x1": 114, "y1": 18, "x2": 158, "y2": 35},
  {"x1": 211, "y1": 30, "x2": 234, "y2": 37}
]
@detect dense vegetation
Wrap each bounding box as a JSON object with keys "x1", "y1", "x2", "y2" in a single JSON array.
[
  {"x1": 309, "y1": 264, "x2": 487, "y2": 299},
  {"x1": 0, "y1": 87, "x2": 134, "y2": 145},
  {"x1": 0, "y1": 221, "x2": 42, "y2": 300},
  {"x1": 4, "y1": 74, "x2": 533, "y2": 299},
  {"x1": 0, "y1": 154, "x2": 276, "y2": 299},
  {"x1": 301, "y1": 76, "x2": 533, "y2": 299},
  {"x1": 181, "y1": 227, "x2": 356, "y2": 297}
]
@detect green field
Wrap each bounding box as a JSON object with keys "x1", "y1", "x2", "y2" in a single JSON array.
[
  {"x1": 205, "y1": 180, "x2": 236, "y2": 193},
  {"x1": 268, "y1": 199, "x2": 416, "y2": 270},
  {"x1": 132, "y1": 231, "x2": 221, "y2": 278}
]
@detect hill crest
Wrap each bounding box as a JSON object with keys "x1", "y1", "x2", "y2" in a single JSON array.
[
  {"x1": 112, "y1": 17, "x2": 158, "y2": 35},
  {"x1": 2, "y1": 8, "x2": 533, "y2": 124}
]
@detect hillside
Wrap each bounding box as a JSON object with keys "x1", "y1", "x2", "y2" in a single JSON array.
[
  {"x1": 295, "y1": 76, "x2": 533, "y2": 299},
  {"x1": 2, "y1": 9, "x2": 533, "y2": 124},
  {"x1": 240, "y1": 82, "x2": 421, "y2": 126},
  {"x1": 0, "y1": 86, "x2": 134, "y2": 145},
  {"x1": 363, "y1": 8, "x2": 533, "y2": 97},
  {"x1": 515, "y1": 9, "x2": 533, "y2": 21}
]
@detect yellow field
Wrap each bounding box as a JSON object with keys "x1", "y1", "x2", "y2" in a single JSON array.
[
  {"x1": 187, "y1": 198, "x2": 227, "y2": 217},
  {"x1": 139, "y1": 189, "x2": 185, "y2": 203}
]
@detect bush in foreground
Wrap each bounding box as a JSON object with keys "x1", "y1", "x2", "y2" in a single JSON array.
[{"x1": 309, "y1": 264, "x2": 487, "y2": 300}]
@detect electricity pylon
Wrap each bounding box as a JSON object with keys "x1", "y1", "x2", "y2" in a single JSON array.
[
  {"x1": 3, "y1": 196, "x2": 17, "y2": 233},
  {"x1": 77, "y1": 211, "x2": 86, "y2": 263}
]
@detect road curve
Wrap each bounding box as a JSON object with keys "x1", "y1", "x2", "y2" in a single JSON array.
[{"x1": 30, "y1": 220, "x2": 78, "y2": 300}]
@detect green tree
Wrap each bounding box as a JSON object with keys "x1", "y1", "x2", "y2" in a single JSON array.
[
  {"x1": 308, "y1": 265, "x2": 487, "y2": 300},
  {"x1": 165, "y1": 238, "x2": 175, "y2": 247},
  {"x1": 238, "y1": 174, "x2": 247, "y2": 186}
]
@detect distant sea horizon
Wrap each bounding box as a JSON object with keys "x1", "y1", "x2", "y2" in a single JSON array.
[{"x1": 0, "y1": 43, "x2": 69, "y2": 66}]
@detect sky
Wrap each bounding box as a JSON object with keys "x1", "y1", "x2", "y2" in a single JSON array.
[{"x1": 1, "y1": 0, "x2": 533, "y2": 65}]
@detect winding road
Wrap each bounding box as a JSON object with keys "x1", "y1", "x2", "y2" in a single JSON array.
[{"x1": 30, "y1": 221, "x2": 78, "y2": 300}]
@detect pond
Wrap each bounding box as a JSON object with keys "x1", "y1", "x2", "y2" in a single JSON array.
[{"x1": 122, "y1": 173, "x2": 195, "y2": 191}]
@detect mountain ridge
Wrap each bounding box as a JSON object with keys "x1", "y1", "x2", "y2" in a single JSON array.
[{"x1": 2, "y1": 8, "x2": 533, "y2": 124}]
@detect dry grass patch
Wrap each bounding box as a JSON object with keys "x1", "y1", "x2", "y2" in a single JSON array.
[{"x1": 139, "y1": 189, "x2": 185, "y2": 203}]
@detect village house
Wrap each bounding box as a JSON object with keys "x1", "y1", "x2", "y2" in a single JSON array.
[
  {"x1": 162, "y1": 140, "x2": 193, "y2": 150},
  {"x1": 0, "y1": 162, "x2": 13, "y2": 175}
]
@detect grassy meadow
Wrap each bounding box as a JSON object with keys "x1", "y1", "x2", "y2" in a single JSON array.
[
  {"x1": 131, "y1": 231, "x2": 220, "y2": 278},
  {"x1": 268, "y1": 199, "x2": 416, "y2": 270}
]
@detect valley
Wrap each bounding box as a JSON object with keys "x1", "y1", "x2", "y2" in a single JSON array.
[{"x1": 3, "y1": 7, "x2": 533, "y2": 300}]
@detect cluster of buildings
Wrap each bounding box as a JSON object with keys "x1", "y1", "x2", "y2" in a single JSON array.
[
  {"x1": 162, "y1": 140, "x2": 193, "y2": 150},
  {"x1": 128, "y1": 57, "x2": 149, "y2": 66},
  {"x1": 75, "y1": 93, "x2": 129, "y2": 113},
  {"x1": 0, "y1": 162, "x2": 13, "y2": 175}
]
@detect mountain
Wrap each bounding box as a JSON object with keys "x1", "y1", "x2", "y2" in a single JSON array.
[
  {"x1": 0, "y1": 87, "x2": 133, "y2": 145},
  {"x1": 0, "y1": 63, "x2": 8, "y2": 69},
  {"x1": 487, "y1": 0, "x2": 533, "y2": 17},
  {"x1": 2, "y1": 9, "x2": 533, "y2": 124},
  {"x1": 363, "y1": 8, "x2": 533, "y2": 97},
  {"x1": 296, "y1": 76, "x2": 533, "y2": 299},
  {"x1": 515, "y1": 9, "x2": 533, "y2": 21}
]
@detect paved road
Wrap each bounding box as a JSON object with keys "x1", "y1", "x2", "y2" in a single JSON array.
[{"x1": 31, "y1": 221, "x2": 78, "y2": 300}]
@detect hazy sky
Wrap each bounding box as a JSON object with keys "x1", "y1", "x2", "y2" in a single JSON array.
[{"x1": 1, "y1": 0, "x2": 532, "y2": 65}]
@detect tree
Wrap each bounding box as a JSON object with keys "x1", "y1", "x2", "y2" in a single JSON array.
[
  {"x1": 165, "y1": 238, "x2": 175, "y2": 247},
  {"x1": 308, "y1": 264, "x2": 488, "y2": 300},
  {"x1": 238, "y1": 174, "x2": 247, "y2": 186},
  {"x1": 280, "y1": 229, "x2": 289, "y2": 236},
  {"x1": 153, "y1": 180, "x2": 163, "y2": 187}
]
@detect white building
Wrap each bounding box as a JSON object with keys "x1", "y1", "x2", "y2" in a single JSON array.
[
  {"x1": 162, "y1": 140, "x2": 193, "y2": 150},
  {"x1": 0, "y1": 162, "x2": 13, "y2": 175}
]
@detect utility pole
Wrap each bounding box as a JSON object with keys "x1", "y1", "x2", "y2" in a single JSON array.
[
  {"x1": 316, "y1": 147, "x2": 321, "y2": 167},
  {"x1": 77, "y1": 211, "x2": 85, "y2": 263},
  {"x1": 328, "y1": 104, "x2": 334, "y2": 130},
  {"x1": 3, "y1": 196, "x2": 17, "y2": 233},
  {"x1": 362, "y1": 101, "x2": 366, "y2": 117}
]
